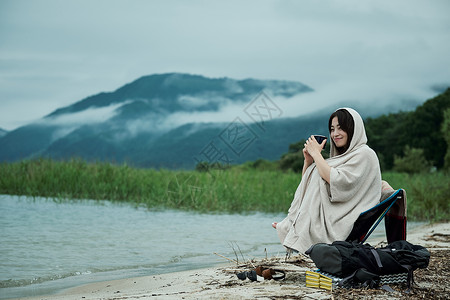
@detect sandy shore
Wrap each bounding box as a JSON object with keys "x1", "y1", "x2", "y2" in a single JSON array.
[{"x1": 12, "y1": 222, "x2": 449, "y2": 300}]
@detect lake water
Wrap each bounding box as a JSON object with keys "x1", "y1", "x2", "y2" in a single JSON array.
[
  {"x1": 0, "y1": 195, "x2": 412, "y2": 299},
  {"x1": 0, "y1": 195, "x2": 289, "y2": 299}
]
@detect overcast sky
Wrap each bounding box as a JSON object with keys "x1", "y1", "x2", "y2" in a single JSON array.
[{"x1": 1, "y1": 0, "x2": 449, "y2": 131}]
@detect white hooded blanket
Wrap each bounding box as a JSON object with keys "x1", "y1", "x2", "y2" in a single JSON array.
[{"x1": 276, "y1": 108, "x2": 381, "y2": 253}]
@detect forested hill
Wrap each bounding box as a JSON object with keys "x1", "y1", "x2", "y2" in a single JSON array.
[{"x1": 365, "y1": 87, "x2": 450, "y2": 170}]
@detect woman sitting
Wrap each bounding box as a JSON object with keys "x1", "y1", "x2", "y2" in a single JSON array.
[{"x1": 273, "y1": 108, "x2": 382, "y2": 253}]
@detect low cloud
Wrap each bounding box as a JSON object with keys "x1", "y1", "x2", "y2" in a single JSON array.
[
  {"x1": 273, "y1": 78, "x2": 444, "y2": 119},
  {"x1": 151, "y1": 79, "x2": 443, "y2": 133},
  {"x1": 36, "y1": 102, "x2": 127, "y2": 141},
  {"x1": 42, "y1": 103, "x2": 125, "y2": 126}
]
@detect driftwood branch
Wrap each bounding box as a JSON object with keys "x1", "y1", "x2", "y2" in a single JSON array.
[{"x1": 213, "y1": 252, "x2": 238, "y2": 264}]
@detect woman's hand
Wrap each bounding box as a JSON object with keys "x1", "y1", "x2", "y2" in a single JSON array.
[
  {"x1": 303, "y1": 146, "x2": 314, "y2": 165},
  {"x1": 304, "y1": 135, "x2": 331, "y2": 183},
  {"x1": 302, "y1": 145, "x2": 314, "y2": 176},
  {"x1": 304, "y1": 136, "x2": 326, "y2": 160}
]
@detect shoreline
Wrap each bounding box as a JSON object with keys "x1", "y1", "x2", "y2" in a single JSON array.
[{"x1": 11, "y1": 222, "x2": 450, "y2": 300}]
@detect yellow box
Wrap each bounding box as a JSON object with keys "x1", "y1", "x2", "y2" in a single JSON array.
[{"x1": 305, "y1": 271, "x2": 334, "y2": 291}]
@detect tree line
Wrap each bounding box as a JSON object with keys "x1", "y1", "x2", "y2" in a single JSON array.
[{"x1": 365, "y1": 88, "x2": 450, "y2": 172}]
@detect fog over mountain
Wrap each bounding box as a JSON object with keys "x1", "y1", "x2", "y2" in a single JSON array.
[
  {"x1": 0, "y1": 73, "x2": 425, "y2": 169},
  {"x1": 0, "y1": 128, "x2": 8, "y2": 138}
]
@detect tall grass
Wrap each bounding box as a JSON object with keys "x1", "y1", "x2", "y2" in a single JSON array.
[
  {"x1": 0, "y1": 159, "x2": 448, "y2": 221},
  {"x1": 0, "y1": 159, "x2": 299, "y2": 213},
  {"x1": 382, "y1": 172, "x2": 449, "y2": 222}
]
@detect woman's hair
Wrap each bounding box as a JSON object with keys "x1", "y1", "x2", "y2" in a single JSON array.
[{"x1": 328, "y1": 109, "x2": 355, "y2": 155}]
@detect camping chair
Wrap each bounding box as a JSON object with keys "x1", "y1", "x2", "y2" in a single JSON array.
[{"x1": 346, "y1": 189, "x2": 407, "y2": 244}]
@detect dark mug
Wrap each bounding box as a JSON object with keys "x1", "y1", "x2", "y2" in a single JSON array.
[{"x1": 313, "y1": 135, "x2": 327, "y2": 148}]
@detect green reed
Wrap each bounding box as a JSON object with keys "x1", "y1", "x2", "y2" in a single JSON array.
[
  {"x1": 0, "y1": 159, "x2": 448, "y2": 221},
  {"x1": 382, "y1": 171, "x2": 449, "y2": 222},
  {"x1": 0, "y1": 159, "x2": 299, "y2": 213}
]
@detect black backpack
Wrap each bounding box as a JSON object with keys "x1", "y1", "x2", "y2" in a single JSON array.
[{"x1": 305, "y1": 240, "x2": 430, "y2": 288}]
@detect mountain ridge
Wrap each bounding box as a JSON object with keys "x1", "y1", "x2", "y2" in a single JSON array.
[
  {"x1": 0, "y1": 73, "x2": 427, "y2": 169},
  {"x1": 0, "y1": 73, "x2": 315, "y2": 167},
  {"x1": 46, "y1": 73, "x2": 313, "y2": 117}
]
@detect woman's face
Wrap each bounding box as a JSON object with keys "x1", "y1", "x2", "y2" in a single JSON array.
[{"x1": 330, "y1": 116, "x2": 348, "y2": 148}]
